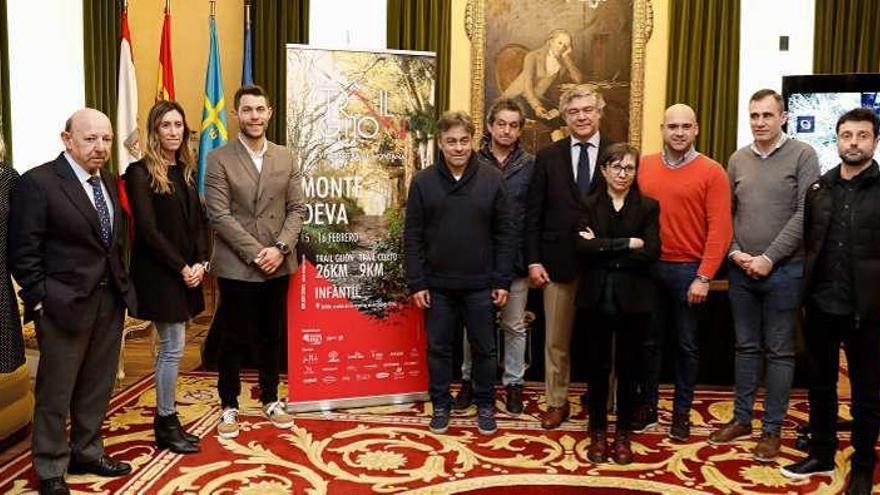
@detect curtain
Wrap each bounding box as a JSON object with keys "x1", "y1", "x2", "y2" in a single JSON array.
[
  {"x1": 666, "y1": 0, "x2": 740, "y2": 165},
  {"x1": 83, "y1": 0, "x2": 122, "y2": 172},
  {"x1": 252, "y1": 0, "x2": 309, "y2": 145},
  {"x1": 814, "y1": 0, "x2": 880, "y2": 73},
  {"x1": 0, "y1": 0, "x2": 11, "y2": 162},
  {"x1": 387, "y1": 0, "x2": 451, "y2": 117}
]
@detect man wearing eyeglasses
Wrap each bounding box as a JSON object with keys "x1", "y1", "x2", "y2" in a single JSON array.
[
  {"x1": 636, "y1": 104, "x2": 733, "y2": 441},
  {"x1": 525, "y1": 84, "x2": 613, "y2": 429}
]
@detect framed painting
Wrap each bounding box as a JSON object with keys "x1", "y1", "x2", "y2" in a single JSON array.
[{"x1": 467, "y1": 0, "x2": 653, "y2": 153}]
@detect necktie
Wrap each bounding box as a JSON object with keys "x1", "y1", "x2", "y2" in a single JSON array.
[
  {"x1": 88, "y1": 175, "x2": 112, "y2": 247},
  {"x1": 576, "y1": 142, "x2": 591, "y2": 195}
]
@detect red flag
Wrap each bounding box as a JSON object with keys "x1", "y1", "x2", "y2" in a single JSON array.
[{"x1": 155, "y1": 2, "x2": 175, "y2": 101}]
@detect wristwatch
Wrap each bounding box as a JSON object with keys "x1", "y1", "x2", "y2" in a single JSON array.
[
  {"x1": 695, "y1": 275, "x2": 711, "y2": 284},
  {"x1": 274, "y1": 241, "x2": 291, "y2": 255}
]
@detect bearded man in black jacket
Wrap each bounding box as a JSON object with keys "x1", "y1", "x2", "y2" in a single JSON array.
[
  {"x1": 404, "y1": 111, "x2": 514, "y2": 437},
  {"x1": 780, "y1": 108, "x2": 880, "y2": 495}
]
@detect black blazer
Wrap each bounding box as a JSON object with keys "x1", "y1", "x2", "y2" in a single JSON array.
[
  {"x1": 125, "y1": 160, "x2": 208, "y2": 322},
  {"x1": 9, "y1": 154, "x2": 136, "y2": 329},
  {"x1": 526, "y1": 135, "x2": 611, "y2": 282},
  {"x1": 574, "y1": 187, "x2": 660, "y2": 314}
]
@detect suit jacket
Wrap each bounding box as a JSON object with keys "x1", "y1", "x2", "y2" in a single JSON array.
[
  {"x1": 525, "y1": 135, "x2": 611, "y2": 282},
  {"x1": 204, "y1": 138, "x2": 306, "y2": 282},
  {"x1": 9, "y1": 154, "x2": 135, "y2": 330},
  {"x1": 125, "y1": 160, "x2": 208, "y2": 322},
  {"x1": 574, "y1": 188, "x2": 660, "y2": 313}
]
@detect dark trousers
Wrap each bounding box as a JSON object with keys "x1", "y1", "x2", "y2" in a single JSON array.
[
  {"x1": 585, "y1": 312, "x2": 648, "y2": 432},
  {"x1": 425, "y1": 288, "x2": 497, "y2": 409},
  {"x1": 32, "y1": 286, "x2": 124, "y2": 480},
  {"x1": 728, "y1": 260, "x2": 802, "y2": 434},
  {"x1": 643, "y1": 261, "x2": 702, "y2": 414},
  {"x1": 805, "y1": 306, "x2": 880, "y2": 472},
  {"x1": 217, "y1": 276, "x2": 289, "y2": 409}
]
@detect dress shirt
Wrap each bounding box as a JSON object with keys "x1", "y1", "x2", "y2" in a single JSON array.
[
  {"x1": 570, "y1": 132, "x2": 601, "y2": 182},
  {"x1": 749, "y1": 133, "x2": 788, "y2": 159},
  {"x1": 661, "y1": 145, "x2": 700, "y2": 169},
  {"x1": 64, "y1": 152, "x2": 114, "y2": 228},
  {"x1": 238, "y1": 134, "x2": 268, "y2": 173}
]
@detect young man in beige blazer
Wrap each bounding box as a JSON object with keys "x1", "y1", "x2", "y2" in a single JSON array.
[{"x1": 204, "y1": 85, "x2": 306, "y2": 439}]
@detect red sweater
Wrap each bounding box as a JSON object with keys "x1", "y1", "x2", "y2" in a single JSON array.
[{"x1": 637, "y1": 153, "x2": 732, "y2": 278}]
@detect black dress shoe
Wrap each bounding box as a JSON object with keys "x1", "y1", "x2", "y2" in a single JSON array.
[
  {"x1": 846, "y1": 469, "x2": 874, "y2": 495},
  {"x1": 40, "y1": 478, "x2": 70, "y2": 495},
  {"x1": 39, "y1": 477, "x2": 70, "y2": 495},
  {"x1": 68, "y1": 455, "x2": 132, "y2": 477}
]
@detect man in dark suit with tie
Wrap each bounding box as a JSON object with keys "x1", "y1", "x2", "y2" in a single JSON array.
[
  {"x1": 10, "y1": 108, "x2": 136, "y2": 495},
  {"x1": 526, "y1": 84, "x2": 611, "y2": 429}
]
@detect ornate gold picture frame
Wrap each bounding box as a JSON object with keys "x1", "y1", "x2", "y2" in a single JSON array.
[{"x1": 467, "y1": 0, "x2": 653, "y2": 153}]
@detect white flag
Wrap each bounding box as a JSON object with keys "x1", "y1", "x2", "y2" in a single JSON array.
[{"x1": 116, "y1": 6, "x2": 140, "y2": 173}]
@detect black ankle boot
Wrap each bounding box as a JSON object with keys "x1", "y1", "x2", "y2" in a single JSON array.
[
  {"x1": 155, "y1": 414, "x2": 200, "y2": 454},
  {"x1": 164, "y1": 413, "x2": 199, "y2": 444}
]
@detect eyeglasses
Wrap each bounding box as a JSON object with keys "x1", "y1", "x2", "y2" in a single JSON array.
[{"x1": 607, "y1": 164, "x2": 636, "y2": 176}]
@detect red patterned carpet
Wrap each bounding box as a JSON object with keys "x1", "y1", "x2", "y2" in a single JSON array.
[{"x1": 0, "y1": 371, "x2": 871, "y2": 494}]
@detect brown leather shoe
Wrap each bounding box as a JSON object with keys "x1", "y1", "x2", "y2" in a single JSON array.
[
  {"x1": 610, "y1": 430, "x2": 633, "y2": 465},
  {"x1": 587, "y1": 429, "x2": 607, "y2": 463},
  {"x1": 541, "y1": 402, "x2": 570, "y2": 430},
  {"x1": 753, "y1": 432, "x2": 781, "y2": 462},
  {"x1": 708, "y1": 420, "x2": 752, "y2": 445}
]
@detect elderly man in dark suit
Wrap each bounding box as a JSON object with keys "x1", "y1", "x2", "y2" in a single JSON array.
[
  {"x1": 10, "y1": 108, "x2": 136, "y2": 495},
  {"x1": 204, "y1": 85, "x2": 306, "y2": 440},
  {"x1": 525, "y1": 84, "x2": 612, "y2": 429}
]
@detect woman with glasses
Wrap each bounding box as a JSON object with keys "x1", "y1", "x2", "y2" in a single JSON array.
[
  {"x1": 125, "y1": 100, "x2": 208, "y2": 454},
  {"x1": 574, "y1": 143, "x2": 660, "y2": 465}
]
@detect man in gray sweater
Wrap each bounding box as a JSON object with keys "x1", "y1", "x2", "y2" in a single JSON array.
[{"x1": 708, "y1": 89, "x2": 820, "y2": 461}]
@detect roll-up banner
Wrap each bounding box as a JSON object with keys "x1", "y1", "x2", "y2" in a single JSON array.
[{"x1": 285, "y1": 44, "x2": 436, "y2": 412}]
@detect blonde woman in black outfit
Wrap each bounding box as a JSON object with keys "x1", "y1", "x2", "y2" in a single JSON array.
[
  {"x1": 574, "y1": 143, "x2": 660, "y2": 465},
  {"x1": 125, "y1": 100, "x2": 208, "y2": 454}
]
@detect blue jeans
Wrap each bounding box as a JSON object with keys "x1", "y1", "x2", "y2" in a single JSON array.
[
  {"x1": 729, "y1": 259, "x2": 802, "y2": 434},
  {"x1": 461, "y1": 277, "x2": 528, "y2": 386},
  {"x1": 644, "y1": 261, "x2": 701, "y2": 414},
  {"x1": 426, "y1": 288, "x2": 497, "y2": 409},
  {"x1": 155, "y1": 321, "x2": 186, "y2": 416}
]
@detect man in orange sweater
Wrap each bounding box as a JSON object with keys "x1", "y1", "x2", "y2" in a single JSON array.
[{"x1": 636, "y1": 104, "x2": 733, "y2": 441}]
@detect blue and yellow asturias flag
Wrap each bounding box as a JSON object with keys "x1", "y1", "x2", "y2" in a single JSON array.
[{"x1": 197, "y1": 14, "x2": 228, "y2": 194}]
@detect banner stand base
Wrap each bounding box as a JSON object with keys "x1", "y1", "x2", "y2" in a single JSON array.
[{"x1": 287, "y1": 392, "x2": 430, "y2": 413}]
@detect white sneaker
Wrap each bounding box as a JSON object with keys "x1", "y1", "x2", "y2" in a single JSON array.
[
  {"x1": 263, "y1": 401, "x2": 294, "y2": 429},
  {"x1": 217, "y1": 408, "x2": 239, "y2": 438}
]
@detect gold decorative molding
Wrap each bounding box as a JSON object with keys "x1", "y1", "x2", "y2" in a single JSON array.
[
  {"x1": 628, "y1": 0, "x2": 653, "y2": 147},
  {"x1": 466, "y1": 0, "x2": 486, "y2": 133}
]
